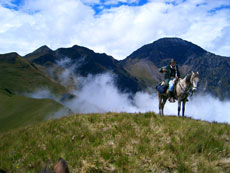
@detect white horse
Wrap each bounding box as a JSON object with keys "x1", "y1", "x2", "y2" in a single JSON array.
[{"x1": 158, "y1": 71, "x2": 200, "y2": 116}]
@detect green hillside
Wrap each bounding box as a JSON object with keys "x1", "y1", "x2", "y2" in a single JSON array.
[
  {"x1": 0, "y1": 53, "x2": 66, "y2": 95},
  {"x1": 0, "y1": 52, "x2": 71, "y2": 133},
  {"x1": 0, "y1": 92, "x2": 69, "y2": 133},
  {"x1": 1, "y1": 112, "x2": 230, "y2": 172}
]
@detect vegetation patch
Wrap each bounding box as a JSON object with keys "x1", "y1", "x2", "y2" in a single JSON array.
[
  {"x1": 0, "y1": 93, "x2": 69, "y2": 133},
  {"x1": 0, "y1": 112, "x2": 230, "y2": 172}
]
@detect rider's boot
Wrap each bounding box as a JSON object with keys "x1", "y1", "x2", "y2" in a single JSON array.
[{"x1": 168, "y1": 91, "x2": 175, "y2": 103}]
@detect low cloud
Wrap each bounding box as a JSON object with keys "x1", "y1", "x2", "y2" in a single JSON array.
[
  {"x1": 24, "y1": 57, "x2": 230, "y2": 123},
  {"x1": 183, "y1": 95, "x2": 230, "y2": 123},
  {"x1": 65, "y1": 73, "x2": 136, "y2": 113},
  {"x1": 24, "y1": 89, "x2": 57, "y2": 100},
  {"x1": 25, "y1": 72, "x2": 230, "y2": 124}
]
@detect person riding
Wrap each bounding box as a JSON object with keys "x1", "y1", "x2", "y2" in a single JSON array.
[{"x1": 159, "y1": 58, "x2": 180, "y2": 103}]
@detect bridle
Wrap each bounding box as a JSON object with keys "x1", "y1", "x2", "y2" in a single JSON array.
[
  {"x1": 179, "y1": 73, "x2": 199, "y2": 97},
  {"x1": 179, "y1": 79, "x2": 191, "y2": 94}
]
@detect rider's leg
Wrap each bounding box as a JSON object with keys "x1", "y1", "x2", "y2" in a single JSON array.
[{"x1": 168, "y1": 79, "x2": 175, "y2": 102}]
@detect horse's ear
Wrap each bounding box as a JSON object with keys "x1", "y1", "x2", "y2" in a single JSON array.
[{"x1": 195, "y1": 72, "x2": 199, "y2": 77}]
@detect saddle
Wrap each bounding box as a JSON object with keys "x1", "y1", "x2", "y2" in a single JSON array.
[
  {"x1": 156, "y1": 79, "x2": 178, "y2": 96},
  {"x1": 156, "y1": 81, "x2": 168, "y2": 94}
]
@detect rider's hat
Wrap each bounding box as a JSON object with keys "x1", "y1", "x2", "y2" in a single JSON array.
[{"x1": 170, "y1": 59, "x2": 176, "y2": 63}]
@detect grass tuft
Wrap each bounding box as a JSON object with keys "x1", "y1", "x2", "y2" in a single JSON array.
[{"x1": 0, "y1": 112, "x2": 230, "y2": 172}]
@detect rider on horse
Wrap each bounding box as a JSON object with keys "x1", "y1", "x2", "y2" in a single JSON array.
[{"x1": 159, "y1": 59, "x2": 181, "y2": 103}]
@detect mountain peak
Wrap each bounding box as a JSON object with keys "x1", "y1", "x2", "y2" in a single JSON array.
[
  {"x1": 126, "y1": 37, "x2": 206, "y2": 66},
  {"x1": 153, "y1": 37, "x2": 203, "y2": 48},
  {"x1": 24, "y1": 45, "x2": 53, "y2": 60},
  {"x1": 154, "y1": 37, "x2": 184, "y2": 43},
  {"x1": 0, "y1": 52, "x2": 20, "y2": 57},
  {"x1": 33, "y1": 45, "x2": 52, "y2": 54},
  {"x1": 71, "y1": 45, "x2": 95, "y2": 54},
  {"x1": 0, "y1": 52, "x2": 21, "y2": 63}
]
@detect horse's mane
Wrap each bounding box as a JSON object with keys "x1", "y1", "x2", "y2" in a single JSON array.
[{"x1": 185, "y1": 73, "x2": 192, "y2": 83}]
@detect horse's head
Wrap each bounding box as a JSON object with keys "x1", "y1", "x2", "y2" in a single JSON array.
[{"x1": 190, "y1": 71, "x2": 199, "y2": 91}]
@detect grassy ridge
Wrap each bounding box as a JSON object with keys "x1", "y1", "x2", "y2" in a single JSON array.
[
  {"x1": 1, "y1": 112, "x2": 230, "y2": 172},
  {"x1": 0, "y1": 53, "x2": 66, "y2": 95},
  {"x1": 0, "y1": 93, "x2": 69, "y2": 133}
]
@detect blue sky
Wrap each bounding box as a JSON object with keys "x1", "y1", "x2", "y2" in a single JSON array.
[
  {"x1": 87, "y1": 0, "x2": 149, "y2": 15},
  {"x1": 0, "y1": 0, "x2": 229, "y2": 59},
  {"x1": 1, "y1": 0, "x2": 23, "y2": 10},
  {"x1": 208, "y1": 4, "x2": 230, "y2": 14},
  {"x1": 2, "y1": 0, "x2": 150, "y2": 13},
  {"x1": 5, "y1": 0, "x2": 230, "y2": 14}
]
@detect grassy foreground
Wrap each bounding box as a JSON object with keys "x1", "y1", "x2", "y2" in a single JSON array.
[{"x1": 0, "y1": 112, "x2": 230, "y2": 172}]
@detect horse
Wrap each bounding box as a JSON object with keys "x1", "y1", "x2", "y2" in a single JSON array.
[{"x1": 157, "y1": 71, "x2": 199, "y2": 117}]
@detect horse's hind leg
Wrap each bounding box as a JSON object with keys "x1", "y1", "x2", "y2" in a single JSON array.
[
  {"x1": 158, "y1": 94, "x2": 163, "y2": 116},
  {"x1": 161, "y1": 97, "x2": 167, "y2": 116},
  {"x1": 182, "y1": 101, "x2": 186, "y2": 117}
]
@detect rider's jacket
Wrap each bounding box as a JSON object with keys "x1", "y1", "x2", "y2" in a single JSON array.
[{"x1": 159, "y1": 65, "x2": 181, "y2": 85}]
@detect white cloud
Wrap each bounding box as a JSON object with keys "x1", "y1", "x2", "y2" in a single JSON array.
[
  {"x1": 104, "y1": 0, "x2": 139, "y2": 5},
  {"x1": 81, "y1": 0, "x2": 139, "y2": 5},
  {"x1": 0, "y1": 0, "x2": 16, "y2": 6},
  {"x1": 0, "y1": 0, "x2": 229, "y2": 59},
  {"x1": 23, "y1": 57, "x2": 230, "y2": 123},
  {"x1": 81, "y1": 0, "x2": 100, "y2": 4},
  {"x1": 208, "y1": 26, "x2": 230, "y2": 56},
  {"x1": 26, "y1": 72, "x2": 230, "y2": 123}
]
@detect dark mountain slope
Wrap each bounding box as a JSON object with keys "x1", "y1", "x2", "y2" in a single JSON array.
[
  {"x1": 25, "y1": 45, "x2": 141, "y2": 93},
  {"x1": 185, "y1": 52, "x2": 230, "y2": 98},
  {"x1": 126, "y1": 37, "x2": 207, "y2": 67},
  {"x1": 22, "y1": 38, "x2": 230, "y2": 99},
  {"x1": 25, "y1": 45, "x2": 53, "y2": 61}
]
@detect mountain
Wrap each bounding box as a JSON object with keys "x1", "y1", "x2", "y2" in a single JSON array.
[
  {"x1": 1, "y1": 38, "x2": 229, "y2": 133},
  {"x1": 125, "y1": 37, "x2": 206, "y2": 67},
  {"x1": 25, "y1": 45, "x2": 53, "y2": 61},
  {"x1": 3, "y1": 38, "x2": 229, "y2": 98},
  {"x1": 24, "y1": 38, "x2": 230, "y2": 99},
  {"x1": 121, "y1": 38, "x2": 230, "y2": 99},
  {"x1": 25, "y1": 45, "x2": 141, "y2": 93}
]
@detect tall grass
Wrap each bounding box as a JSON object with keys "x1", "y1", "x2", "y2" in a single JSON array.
[{"x1": 0, "y1": 112, "x2": 230, "y2": 172}]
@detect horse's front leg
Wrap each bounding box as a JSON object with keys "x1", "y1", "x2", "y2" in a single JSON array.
[
  {"x1": 182, "y1": 100, "x2": 186, "y2": 117},
  {"x1": 161, "y1": 97, "x2": 167, "y2": 116},
  {"x1": 178, "y1": 100, "x2": 181, "y2": 117}
]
